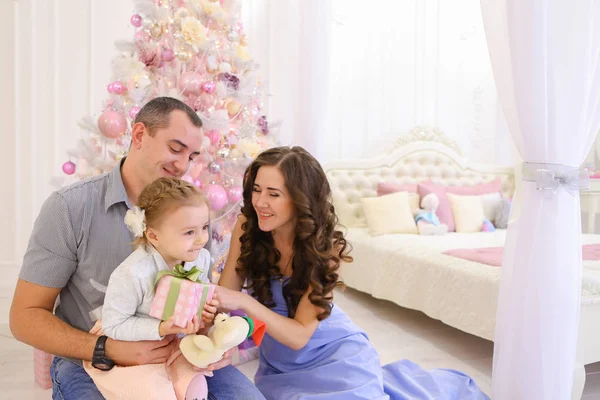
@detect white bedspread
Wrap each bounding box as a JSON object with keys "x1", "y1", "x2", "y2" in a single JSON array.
[{"x1": 341, "y1": 228, "x2": 600, "y2": 341}]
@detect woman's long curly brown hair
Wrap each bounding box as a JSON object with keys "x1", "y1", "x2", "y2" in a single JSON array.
[{"x1": 236, "y1": 146, "x2": 352, "y2": 321}]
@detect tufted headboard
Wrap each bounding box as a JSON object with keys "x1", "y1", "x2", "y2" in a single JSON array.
[{"x1": 324, "y1": 127, "x2": 515, "y2": 228}]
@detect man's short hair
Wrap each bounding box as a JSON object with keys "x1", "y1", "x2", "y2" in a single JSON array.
[{"x1": 134, "y1": 97, "x2": 203, "y2": 136}]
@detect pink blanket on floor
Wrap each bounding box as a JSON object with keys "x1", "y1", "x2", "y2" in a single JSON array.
[{"x1": 444, "y1": 244, "x2": 600, "y2": 267}]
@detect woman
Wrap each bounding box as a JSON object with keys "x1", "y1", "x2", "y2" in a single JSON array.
[{"x1": 216, "y1": 146, "x2": 489, "y2": 400}]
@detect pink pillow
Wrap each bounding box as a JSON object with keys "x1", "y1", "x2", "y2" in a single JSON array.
[
  {"x1": 377, "y1": 182, "x2": 418, "y2": 197},
  {"x1": 417, "y1": 181, "x2": 455, "y2": 232},
  {"x1": 446, "y1": 178, "x2": 502, "y2": 196}
]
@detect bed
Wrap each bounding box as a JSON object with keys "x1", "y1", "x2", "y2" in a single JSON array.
[{"x1": 323, "y1": 127, "x2": 600, "y2": 399}]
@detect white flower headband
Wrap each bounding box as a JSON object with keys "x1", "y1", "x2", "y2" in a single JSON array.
[{"x1": 124, "y1": 206, "x2": 147, "y2": 238}]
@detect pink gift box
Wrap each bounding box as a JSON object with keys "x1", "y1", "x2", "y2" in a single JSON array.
[
  {"x1": 33, "y1": 348, "x2": 53, "y2": 389},
  {"x1": 150, "y1": 276, "x2": 215, "y2": 328}
]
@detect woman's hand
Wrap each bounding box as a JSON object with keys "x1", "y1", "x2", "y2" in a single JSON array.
[{"x1": 214, "y1": 286, "x2": 248, "y2": 312}]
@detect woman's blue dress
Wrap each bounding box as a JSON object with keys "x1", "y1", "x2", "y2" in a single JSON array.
[{"x1": 254, "y1": 279, "x2": 490, "y2": 400}]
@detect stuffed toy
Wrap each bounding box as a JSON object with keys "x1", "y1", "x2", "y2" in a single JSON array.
[
  {"x1": 180, "y1": 313, "x2": 266, "y2": 368},
  {"x1": 481, "y1": 219, "x2": 496, "y2": 232},
  {"x1": 415, "y1": 193, "x2": 448, "y2": 235}
]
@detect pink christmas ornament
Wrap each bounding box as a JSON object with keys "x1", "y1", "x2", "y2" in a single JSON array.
[
  {"x1": 130, "y1": 14, "x2": 143, "y2": 27},
  {"x1": 107, "y1": 82, "x2": 116, "y2": 93},
  {"x1": 193, "y1": 179, "x2": 203, "y2": 189},
  {"x1": 179, "y1": 72, "x2": 203, "y2": 96},
  {"x1": 201, "y1": 81, "x2": 216, "y2": 94},
  {"x1": 228, "y1": 186, "x2": 243, "y2": 203},
  {"x1": 129, "y1": 106, "x2": 141, "y2": 120},
  {"x1": 196, "y1": 93, "x2": 214, "y2": 111},
  {"x1": 207, "y1": 130, "x2": 220, "y2": 145},
  {"x1": 98, "y1": 110, "x2": 127, "y2": 139},
  {"x1": 134, "y1": 30, "x2": 150, "y2": 44},
  {"x1": 161, "y1": 48, "x2": 175, "y2": 62},
  {"x1": 110, "y1": 81, "x2": 127, "y2": 95},
  {"x1": 206, "y1": 184, "x2": 228, "y2": 211},
  {"x1": 62, "y1": 161, "x2": 76, "y2": 175}
]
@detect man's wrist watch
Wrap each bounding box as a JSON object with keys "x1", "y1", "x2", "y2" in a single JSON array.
[{"x1": 91, "y1": 335, "x2": 115, "y2": 371}]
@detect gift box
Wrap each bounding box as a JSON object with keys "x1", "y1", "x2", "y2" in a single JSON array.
[
  {"x1": 33, "y1": 348, "x2": 53, "y2": 389},
  {"x1": 150, "y1": 268, "x2": 215, "y2": 328}
]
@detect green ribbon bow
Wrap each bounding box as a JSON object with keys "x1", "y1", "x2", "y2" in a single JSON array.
[
  {"x1": 155, "y1": 264, "x2": 209, "y2": 323},
  {"x1": 155, "y1": 264, "x2": 204, "y2": 284}
]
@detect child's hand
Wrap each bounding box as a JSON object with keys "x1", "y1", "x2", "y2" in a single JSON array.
[
  {"x1": 159, "y1": 315, "x2": 202, "y2": 337},
  {"x1": 200, "y1": 296, "x2": 220, "y2": 329}
]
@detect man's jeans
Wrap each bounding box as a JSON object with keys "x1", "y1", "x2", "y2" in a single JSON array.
[{"x1": 50, "y1": 357, "x2": 266, "y2": 400}]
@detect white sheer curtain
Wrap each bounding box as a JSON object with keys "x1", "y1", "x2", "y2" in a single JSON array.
[
  {"x1": 241, "y1": 0, "x2": 332, "y2": 159},
  {"x1": 480, "y1": 1, "x2": 600, "y2": 399}
]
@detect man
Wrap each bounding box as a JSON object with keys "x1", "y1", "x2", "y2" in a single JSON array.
[{"x1": 10, "y1": 97, "x2": 265, "y2": 399}]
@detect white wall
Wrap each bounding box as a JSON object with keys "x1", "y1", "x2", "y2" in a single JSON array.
[{"x1": 0, "y1": 0, "x2": 134, "y2": 266}]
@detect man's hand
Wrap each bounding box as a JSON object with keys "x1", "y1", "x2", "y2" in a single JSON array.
[
  {"x1": 106, "y1": 335, "x2": 179, "y2": 366},
  {"x1": 200, "y1": 347, "x2": 235, "y2": 372}
]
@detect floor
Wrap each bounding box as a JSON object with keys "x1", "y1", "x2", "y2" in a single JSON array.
[{"x1": 1, "y1": 264, "x2": 599, "y2": 399}]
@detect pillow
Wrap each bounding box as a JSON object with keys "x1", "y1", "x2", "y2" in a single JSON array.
[
  {"x1": 417, "y1": 181, "x2": 455, "y2": 232},
  {"x1": 377, "y1": 182, "x2": 418, "y2": 196},
  {"x1": 447, "y1": 193, "x2": 486, "y2": 233},
  {"x1": 480, "y1": 192, "x2": 503, "y2": 221},
  {"x1": 361, "y1": 192, "x2": 418, "y2": 236},
  {"x1": 494, "y1": 198, "x2": 511, "y2": 229},
  {"x1": 446, "y1": 178, "x2": 503, "y2": 196},
  {"x1": 332, "y1": 192, "x2": 359, "y2": 227},
  {"x1": 406, "y1": 193, "x2": 421, "y2": 215},
  {"x1": 376, "y1": 185, "x2": 420, "y2": 215}
]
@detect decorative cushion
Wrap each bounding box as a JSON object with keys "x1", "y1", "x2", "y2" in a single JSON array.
[
  {"x1": 417, "y1": 181, "x2": 455, "y2": 232},
  {"x1": 361, "y1": 192, "x2": 418, "y2": 236},
  {"x1": 377, "y1": 182, "x2": 418, "y2": 196},
  {"x1": 447, "y1": 193, "x2": 486, "y2": 233},
  {"x1": 446, "y1": 178, "x2": 502, "y2": 196},
  {"x1": 332, "y1": 192, "x2": 358, "y2": 227}
]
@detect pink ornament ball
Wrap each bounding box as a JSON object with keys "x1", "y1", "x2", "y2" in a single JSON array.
[
  {"x1": 62, "y1": 161, "x2": 76, "y2": 175},
  {"x1": 162, "y1": 48, "x2": 175, "y2": 62},
  {"x1": 201, "y1": 81, "x2": 216, "y2": 94},
  {"x1": 98, "y1": 110, "x2": 127, "y2": 139},
  {"x1": 193, "y1": 179, "x2": 203, "y2": 189},
  {"x1": 129, "y1": 106, "x2": 141, "y2": 120},
  {"x1": 134, "y1": 30, "x2": 150, "y2": 44},
  {"x1": 207, "y1": 130, "x2": 220, "y2": 145},
  {"x1": 206, "y1": 184, "x2": 228, "y2": 211},
  {"x1": 179, "y1": 72, "x2": 203, "y2": 96},
  {"x1": 108, "y1": 81, "x2": 127, "y2": 95},
  {"x1": 228, "y1": 185, "x2": 243, "y2": 203},
  {"x1": 130, "y1": 14, "x2": 143, "y2": 27}
]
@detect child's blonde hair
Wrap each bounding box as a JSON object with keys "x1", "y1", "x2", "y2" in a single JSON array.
[{"x1": 132, "y1": 177, "x2": 208, "y2": 249}]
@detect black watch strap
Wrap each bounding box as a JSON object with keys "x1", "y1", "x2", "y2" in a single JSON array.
[
  {"x1": 91, "y1": 335, "x2": 115, "y2": 371},
  {"x1": 94, "y1": 335, "x2": 108, "y2": 358}
]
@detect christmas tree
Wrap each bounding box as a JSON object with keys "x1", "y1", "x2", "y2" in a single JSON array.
[{"x1": 60, "y1": 0, "x2": 278, "y2": 282}]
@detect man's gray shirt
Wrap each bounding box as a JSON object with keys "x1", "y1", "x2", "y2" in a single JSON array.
[{"x1": 20, "y1": 161, "x2": 135, "y2": 333}]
